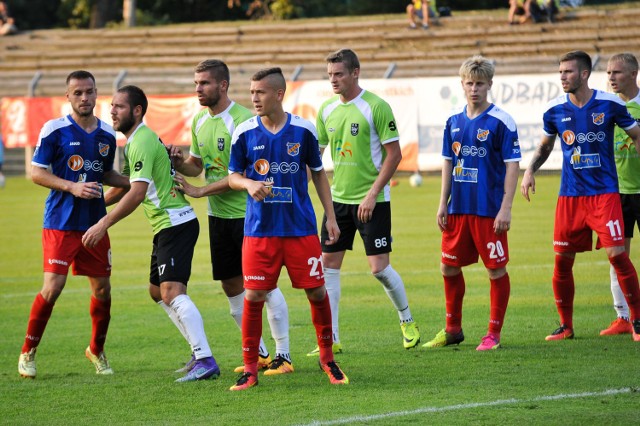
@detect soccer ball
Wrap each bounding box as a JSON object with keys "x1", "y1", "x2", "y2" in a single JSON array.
[{"x1": 408, "y1": 172, "x2": 423, "y2": 188}]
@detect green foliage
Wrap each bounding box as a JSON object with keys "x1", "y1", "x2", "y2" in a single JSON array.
[{"x1": 1, "y1": 173, "x2": 639, "y2": 424}]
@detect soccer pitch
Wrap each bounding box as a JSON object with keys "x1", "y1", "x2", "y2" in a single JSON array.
[{"x1": 1, "y1": 173, "x2": 638, "y2": 425}]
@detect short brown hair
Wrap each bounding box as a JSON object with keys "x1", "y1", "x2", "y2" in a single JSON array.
[{"x1": 325, "y1": 49, "x2": 360, "y2": 73}]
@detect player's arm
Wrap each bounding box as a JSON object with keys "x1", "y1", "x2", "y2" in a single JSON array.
[
  {"x1": 31, "y1": 165, "x2": 101, "y2": 199},
  {"x1": 623, "y1": 124, "x2": 640, "y2": 155},
  {"x1": 359, "y1": 140, "x2": 401, "y2": 224},
  {"x1": 494, "y1": 161, "x2": 519, "y2": 234},
  {"x1": 310, "y1": 168, "x2": 340, "y2": 245},
  {"x1": 228, "y1": 171, "x2": 272, "y2": 202},
  {"x1": 437, "y1": 159, "x2": 453, "y2": 232},
  {"x1": 82, "y1": 181, "x2": 148, "y2": 248},
  {"x1": 520, "y1": 134, "x2": 555, "y2": 201},
  {"x1": 102, "y1": 169, "x2": 131, "y2": 206},
  {"x1": 174, "y1": 173, "x2": 231, "y2": 198}
]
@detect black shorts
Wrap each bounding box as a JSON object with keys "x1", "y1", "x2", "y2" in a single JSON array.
[
  {"x1": 321, "y1": 201, "x2": 392, "y2": 256},
  {"x1": 149, "y1": 219, "x2": 199, "y2": 286},
  {"x1": 620, "y1": 193, "x2": 640, "y2": 238},
  {"x1": 209, "y1": 215, "x2": 244, "y2": 281}
]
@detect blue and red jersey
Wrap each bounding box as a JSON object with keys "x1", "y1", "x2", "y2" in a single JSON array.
[
  {"x1": 32, "y1": 115, "x2": 116, "y2": 231},
  {"x1": 542, "y1": 90, "x2": 637, "y2": 196},
  {"x1": 442, "y1": 103, "x2": 521, "y2": 218},
  {"x1": 229, "y1": 113, "x2": 323, "y2": 237}
]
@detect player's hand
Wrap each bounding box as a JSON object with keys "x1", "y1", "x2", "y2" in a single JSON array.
[
  {"x1": 71, "y1": 181, "x2": 102, "y2": 199},
  {"x1": 82, "y1": 221, "x2": 107, "y2": 248},
  {"x1": 247, "y1": 180, "x2": 272, "y2": 202},
  {"x1": 493, "y1": 209, "x2": 511, "y2": 235},
  {"x1": 173, "y1": 174, "x2": 200, "y2": 198},
  {"x1": 437, "y1": 205, "x2": 448, "y2": 232},
  {"x1": 357, "y1": 195, "x2": 376, "y2": 223},
  {"x1": 324, "y1": 218, "x2": 340, "y2": 246},
  {"x1": 167, "y1": 144, "x2": 184, "y2": 168},
  {"x1": 520, "y1": 170, "x2": 536, "y2": 202}
]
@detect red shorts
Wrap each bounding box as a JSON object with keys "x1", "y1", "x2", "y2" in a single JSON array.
[
  {"x1": 242, "y1": 235, "x2": 325, "y2": 291},
  {"x1": 554, "y1": 193, "x2": 625, "y2": 253},
  {"x1": 441, "y1": 215, "x2": 509, "y2": 269},
  {"x1": 42, "y1": 229, "x2": 111, "y2": 277}
]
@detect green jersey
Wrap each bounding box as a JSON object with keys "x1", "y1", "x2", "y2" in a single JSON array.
[
  {"x1": 190, "y1": 102, "x2": 252, "y2": 218},
  {"x1": 317, "y1": 90, "x2": 399, "y2": 204},
  {"x1": 614, "y1": 93, "x2": 640, "y2": 194},
  {"x1": 123, "y1": 124, "x2": 196, "y2": 234}
]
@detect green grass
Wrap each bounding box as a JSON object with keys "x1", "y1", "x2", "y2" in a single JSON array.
[{"x1": 1, "y1": 173, "x2": 639, "y2": 425}]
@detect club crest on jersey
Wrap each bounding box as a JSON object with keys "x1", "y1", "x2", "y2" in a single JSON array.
[
  {"x1": 217, "y1": 138, "x2": 225, "y2": 151},
  {"x1": 99, "y1": 143, "x2": 110, "y2": 157},
  {"x1": 351, "y1": 123, "x2": 359, "y2": 136},
  {"x1": 477, "y1": 129, "x2": 489, "y2": 142},
  {"x1": 286, "y1": 142, "x2": 300, "y2": 156},
  {"x1": 592, "y1": 112, "x2": 604, "y2": 126}
]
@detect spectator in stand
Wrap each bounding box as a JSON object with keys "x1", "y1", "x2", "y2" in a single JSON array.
[
  {"x1": 407, "y1": 0, "x2": 437, "y2": 29},
  {"x1": 0, "y1": 1, "x2": 17, "y2": 36},
  {"x1": 509, "y1": 0, "x2": 558, "y2": 24}
]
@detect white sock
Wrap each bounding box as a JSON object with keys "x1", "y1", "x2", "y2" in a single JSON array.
[
  {"x1": 374, "y1": 264, "x2": 413, "y2": 323},
  {"x1": 610, "y1": 264, "x2": 630, "y2": 319},
  {"x1": 157, "y1": 300, "x2": 190, "y2": 344},
  {"x1": 228, "y1": 291, "x2": 269, "y2": 357},
  {"x1": 266, "y1": 287, "x2": 290, "y2": 356},
  {"x1": 323, "y1": 268, "x2": 341, "y2": 343},
  {"x1": 170, "y1": 294, "x2": 213, "y2": 359}
]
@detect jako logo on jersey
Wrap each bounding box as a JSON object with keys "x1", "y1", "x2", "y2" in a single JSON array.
[
  {"x1": 217, "y1": 138, "x2": 225, "y2": 151},
  {"x1": 351, "y1": 123, "x2": 359, "y2": 136},
  {"x1": 337, "y1": 141, "x2": 353, "y2": 157},
  {"x1": 287, "y1": 142, "x2": 300, "y2": 156},
  {"x1": 477, "y1": 129, "x2": 489, "y2": 142},
  {"x1": 270, "y1": 162, "x2": 300, "y2": 173},
  {"x1": 67, "y1": 155, "x2": 84, "y2": 171},
  {"x1": 561, "y1": 117, "x2": 572, "y2": 122},
  {"x1": 452, "y1": 141, "x2": 461, "y2": 156},
  {"x1": 592, "y1": 112, "x2": 605, "y2": 125},
  {"x1": 253, "y1": 145, "x2": 265, "y2": 151},
  {"x1": 99, "y1": 143, "x2": 110, "y2": 157},
  {"x1": 254, "y1": 159, "x2": 270, "y2": 175},
  {"x1": 70, "y1": 141, "x2": 80, "y2": 146},
  {"x1": 562, "y1": 130, "x2": 605, "y2": 145}
]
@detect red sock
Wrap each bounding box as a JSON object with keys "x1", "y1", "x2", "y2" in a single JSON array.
[
  {"x1": 610, "y1": 252, "x2": 640, "y2": 320},
  {"x1": 89, "y1": 296, "x2": 111, "y2": 355},
  {"x1": 444, "y1": 272, "x2": 465, "y2": 334},
  {"x1": 241, "y1": 298, "x2": 264, "y2": 376},
  {"x1": 488, "y1": 273, "x2": 511, "y2": 336},
  {"x1": 552, "y1": 254, "x2": 575, "y2": 329},
  {"x1": 309, "y1": 293, "x2": 333, "y2": 365},
  {"x1": 22, "y1": 293, "x2": 54, "y2": 353}
]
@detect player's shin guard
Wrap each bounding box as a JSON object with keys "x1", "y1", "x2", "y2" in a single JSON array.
[
  {"x1": 89, "y1": 296, "x2": 111, "y2": 355},
  {"x1": 22, "y1": 293, "x2": 54, "y2": 353},
  {"x1": 170, "y1": 294, "x2": 213, "y2": 359},
  {"x1": 266, "y1": 288, "x2": 289, "y2": 356},
  {"x1": 309, "y1": 293, "x2": 333, "y2": 365},
  {"x1": 444, "y1": 272, "x2": 465, "y2": 334},
  {"x1": 375, "y1": 265, "x2": 413, "y2": 322},
  {"x1": 552, "y1": 254, "x2": 575, "y2": 329},
  {"x1": 609, "y1": 252, "x2": 640, "y2": 320},
  {"x1": 241, "y1": 298, "x2": 264, "y2": 376},
  {"x1": 489, "y1": 273, "x2": 511, "y2": 336}
]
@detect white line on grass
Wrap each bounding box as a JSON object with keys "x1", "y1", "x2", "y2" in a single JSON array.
[{"x1": 299, "y1": 387, "x2": 634, "y2": 426}]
